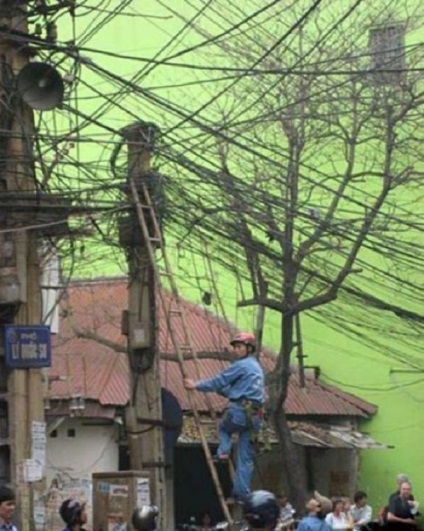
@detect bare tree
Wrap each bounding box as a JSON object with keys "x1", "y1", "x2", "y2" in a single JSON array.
[
  {"x1": 159, "y1": 0, "x2": 424, "y2": 509},
  {"x1": 26, "y1": 0, "x2": 424, "y2": 512}
]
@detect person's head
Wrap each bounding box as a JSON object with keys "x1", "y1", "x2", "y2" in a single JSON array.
[
  {"x1": 342, "y1": 498, "x2": 351, "y2": 513},
  {"x1": 0, "y1": 486, "x2": 16, "y2": 524},
  {"x1": 201, "y1": 514, "x2": 212, "y2": 528},
  {"x1": 230, "y1": 332, "x2": 256, "y2": 358},
  {"x1": 132, "y1": 506, "x2": 159, "y2": 531},
  {"x1": 399, "y1": 482, "x2": 412, "y2": 499},
  {"x1": 277, "y1": 494, "x2": 289, "y2": 507},
  {"x1": 243, "y1": 490, "x2": 280, "y2": 530},
  {"x1": 305, "y1": 499, "x2": 321, "y2": 516},
  {"x1": 354, "y1": 491, "x2": 368, "y2": 508},
  {"x1": 332, "y1": 500, "x2": 344, "y2": 515},
  {"x1": 59, "y1": 499, "x2": 87, "y2": 528},
  {"x1": 313, "y1": 492, "x2": 332, "y2": 517},
  {"x1": 396, "y1": 474, "x2": 409, "y2": 488}
]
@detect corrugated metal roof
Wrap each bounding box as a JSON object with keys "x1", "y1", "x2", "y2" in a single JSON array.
[
  {"x1": 46, "y1": 400, "x2": 117, "y2": 419},
  {"x1": 289, "y1": 422, "x2": 390, "y2": 449},
  {"x1": 49, "y1": 277, "x2": 377, "y2": 418},
  {"x1": 179, "y1": 417, "x2": 389, "y2": 449}
]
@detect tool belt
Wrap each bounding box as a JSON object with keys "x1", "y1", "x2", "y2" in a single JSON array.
[
  {"x1": 230, "y1": 398, "x2": 263, "y2": 414},
  {"x1": 230, "y1": 399, "x2": 271, "y2": 452}
]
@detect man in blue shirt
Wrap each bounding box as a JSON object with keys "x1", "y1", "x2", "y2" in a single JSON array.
[
  {"x1": 184, "y1": 332, "x2": 265, "y2": 501},
  {"x1": 0, "y1": 486, "x2": 17, "y2": 531},
  {"x1": 297, "y1": 499, "x2": 332, "y2": 531}
]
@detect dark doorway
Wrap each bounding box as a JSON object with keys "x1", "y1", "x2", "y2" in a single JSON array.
[
  {"x1": 174, "y1": 445, "x2": 232, "y2": 527},
  {"x1": 118, "y1": 443, "x2": 130, "y2": 471}
]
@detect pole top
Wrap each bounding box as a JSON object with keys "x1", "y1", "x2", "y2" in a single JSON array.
[{"x1": 121, "y1": 122, "x2": 161, "y2": 150}]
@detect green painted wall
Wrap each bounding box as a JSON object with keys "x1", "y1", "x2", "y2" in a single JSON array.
[{"x1": 45, "y1": 0, "x2": 423, "y2": 514}]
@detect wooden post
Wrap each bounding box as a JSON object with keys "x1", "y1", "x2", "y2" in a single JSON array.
[
  {"x1": 122, "y1": 123, "x2": 167, "y2": 528},
  {"x1": 1, "y1": 5, "x2": 45, "y2": 531}
]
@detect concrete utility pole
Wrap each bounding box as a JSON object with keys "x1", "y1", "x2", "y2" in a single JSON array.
[
  {"x1": 119, "y1": 123, "x2": 167, "y2": 528},
  {"x1": 0, "y1": 4, "x2": 45, "y2": 531}
]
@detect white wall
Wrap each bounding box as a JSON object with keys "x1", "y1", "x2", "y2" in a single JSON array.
[{"x1": 44, "y1": 418, "x2": 119, "y2": 531}]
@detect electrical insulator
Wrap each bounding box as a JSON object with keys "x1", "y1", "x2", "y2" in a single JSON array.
[
  {"x1": 46, "y1": 22, "x2": 58, "y2": 42},
  {"x1": 0, "y1": 267, "x2": 20, "y2": 305}
]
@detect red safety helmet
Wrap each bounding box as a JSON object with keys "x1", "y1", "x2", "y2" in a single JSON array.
[{"x1": 230, "y1": 332, "x2": 256, "y2": 352}]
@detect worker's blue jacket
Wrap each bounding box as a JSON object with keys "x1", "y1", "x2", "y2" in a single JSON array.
[{"x1": 195, "y1": 354, "x2": 264, "y2": 404}]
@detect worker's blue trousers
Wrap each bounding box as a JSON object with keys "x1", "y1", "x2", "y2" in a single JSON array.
[{"x1": 217, "y1": 402, "x2": 261, "y2": 499}]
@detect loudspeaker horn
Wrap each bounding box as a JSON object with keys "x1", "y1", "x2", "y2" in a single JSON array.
[{"x1": 17, "y1": 62, "x2": 64, "y2": 111}]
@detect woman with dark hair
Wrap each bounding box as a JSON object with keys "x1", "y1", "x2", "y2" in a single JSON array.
[{"x1": 325, "y1": 500, "x2": 351, "y2": 531}]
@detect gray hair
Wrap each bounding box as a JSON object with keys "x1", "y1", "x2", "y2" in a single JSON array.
[{"x1": 396, "y1": 473, "x2": 410, "y2": 484}]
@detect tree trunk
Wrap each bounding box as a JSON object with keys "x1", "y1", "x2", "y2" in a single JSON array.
[
  {"x1": 271, "y1": 406, "x2": 308, "y2": 513},
  {"x1": 269, "y1": 313, "x2": 308, "y2": 512}
]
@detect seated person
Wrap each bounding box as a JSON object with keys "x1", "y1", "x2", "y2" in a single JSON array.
[
  {"x1": 387, "y1": 482, "x2": 418, "y2": 531},
  {"x1": 350, "y1": 491, "x2": 372, "y2": 531},
  {"x1": 325, "y1": 500, "x2": 352, "y2": 531}
]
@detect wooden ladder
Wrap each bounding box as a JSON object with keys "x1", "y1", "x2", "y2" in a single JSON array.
[{"x1": 128, "y1": 175, "x2": 233, "y2": 524}]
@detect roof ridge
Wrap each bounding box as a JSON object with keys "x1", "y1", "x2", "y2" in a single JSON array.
[{"x1": 69, "y1": 276, "x2": 127, "y2": 286}]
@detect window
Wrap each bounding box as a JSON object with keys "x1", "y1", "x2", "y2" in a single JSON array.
[
  {"x1": 50, "y1": 430, "x2": 58, "y2": 438},
  {"x1": 67, "y1": 428, "x2": 76, "y2": 438},
  {"x1": 369, "y1": 24, "x2": 406, "y2": 85}
]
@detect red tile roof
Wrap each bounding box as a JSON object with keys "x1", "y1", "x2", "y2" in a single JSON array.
[{"x1": 49, "y1": 277, "x2": 377, "y2": 418}]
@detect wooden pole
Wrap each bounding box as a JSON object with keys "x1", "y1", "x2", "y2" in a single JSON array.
[
  {"x1": 122, "y1": 123, "x2": 167, "y2": 529},
  {"x1": 1, "y1": 5, "x2": 45, "y2": 531}
]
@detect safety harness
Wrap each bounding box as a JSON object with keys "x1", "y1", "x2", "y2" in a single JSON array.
[{"x1": 239, "y1": 399, "x2": 271, "y2": 452}]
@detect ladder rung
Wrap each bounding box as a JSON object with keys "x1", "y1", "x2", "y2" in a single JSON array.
[
  {"x1": 178, "y1": 346, "x2": 194, "y2": 353},
  {"x1": 149, "y1": 236, "x2": 161, "y2": 242},
  {"x1": 198, "y1": 419, "x2": 216, "y2": 425},
  {"x1": 169, "y1": 309, "x2": 182, "y2": 314}
]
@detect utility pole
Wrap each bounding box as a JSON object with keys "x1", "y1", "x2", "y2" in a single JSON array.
[
  {"x1": 0, "y1": 4, "x2": 46, "y2": 531},
  {"x1": 119, "y1": 123, "x2": 167, "y2": 528}
]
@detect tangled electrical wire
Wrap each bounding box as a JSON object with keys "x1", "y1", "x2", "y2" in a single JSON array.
[{"x1": 2, "y1": 0, "x2": 424, "y2": 374}]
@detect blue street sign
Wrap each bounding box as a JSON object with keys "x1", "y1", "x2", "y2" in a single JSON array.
[{"x1": 4, "y1": 325, "x2": 51, "y2": 369}]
